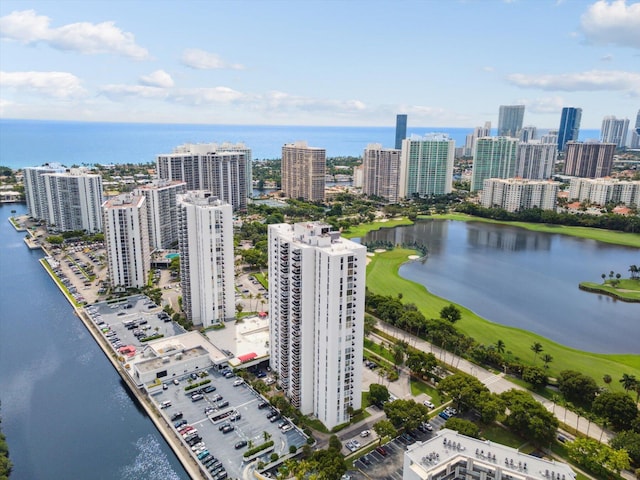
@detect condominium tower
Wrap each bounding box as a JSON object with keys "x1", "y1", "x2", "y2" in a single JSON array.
[
  {"x1": 395, "y1": 114, "x2": 408, "y2": 150},
  {"x1": 281, "y1": 142, "x2": 326, "y2": 202},
  {"x1": 632, "y1": 109, "x2": 640, "y2": 148},
  {"x1": 600, "y1": 116, "x2": 629, "y2": 148},
  {"x1": 568, "y1": 178, "x2": 640, "y2": 207},
  {"x1": 515, "y1": 141, "x2": 557, "y2": 179},
  {"x1": 464, "y1": 122, "x2": 491, "y2": 157},
  {"x1": 24, "y1": 163, "x2": 67, "y2": 221},
  {"x1": 564, "y1": 141, "x2": 616, "y2": 178},
  {"x1": 480, "y1": 178, "x2": 559, "y2": 212},
  {"x1": 497, "y1": 105, "x2": 525, "y2": 137},
  {"x1": 156, "y1": 143, "x2": 249, "y2": 211},
  {"x1": 362, "y1": 144, "x2": 402, "y2": 202},
  {"x1": 133, "y1": 180, "x2": 187, "y2": 251},
  {"x1": 470, "y1": 137, "x2": 519, "y2": 191},
  {"x1": 177, "y1": 191, "x2": 235, "y2": 328},
  {"x1": 268, "y1": 222, "x2": 365, "y2": 430},
  {"x1": 557, "y1": 107, "x2": 582, "y2": 151},
  {"x1": 519, "y1": 125, "x2": 537, "y2": 143},
  {"x1": 102, "y1": 194, "x2": 150, "y2": 289},
  {"x1": 399, "y1": 134, "x2": 455, "y2": 198}
]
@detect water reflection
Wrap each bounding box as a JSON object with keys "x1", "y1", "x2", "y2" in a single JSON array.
[{"x1": 467, "y1": 225, "x2": 551, "y2": 252}]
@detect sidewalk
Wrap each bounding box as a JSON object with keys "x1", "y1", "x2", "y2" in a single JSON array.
[{"x1": 372, "y1": 321, "x2": 614, "y2": 444}]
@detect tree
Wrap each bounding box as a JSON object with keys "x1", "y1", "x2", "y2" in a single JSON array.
[
  {"x1": 558, "y1": 370, "x2": 598, "y2": 406},
  {"x1": 406, "y1": 351, "x2": 437, "y2": 379},
  {"x1": 611, "y1": 430, "x2": 640, "y2": 466},
  {"x1": 444, "y1": 418, "x2": 480, "y2": 438},
  {"x1": 522, "y1": 366, "x2": 548, "y2": 389},
  {"x1": 530, "y1": 342, "x2": 543, "y2": 363},
  {"x1": 474, "y1": 391, "x2": 505, "y2": 424},
  {"x1": 383, "y1": 399, "x2": 431, "y2": 432},
  {"x1": 593, "y1": 391, "x2": 639, "y2": 431},
  {"x1": 602, "y1": 273, "x2": 607, "y2": 282},
  {"x1": 603, "y1": 374, "x2": 612, "y2": 386},
  {"x1": 440, "y1": 304, "x2": 461, "y2": 323},
  {"x1": 620, "y1": 373, "x2": 639, "y2": 394},
  {"x1": 392, "y1": 341, "x2": 407, "y2": 370},
  {"x1": 495, "y1": 339, "x2": 505, "y2": 355},
  {"x1": 567, "y1": 437, "x2": 631, "y2": 475},
  {"x1": 373, "y1": 420, "x2": 396, "y2": 445},
  {"x1": 368, "y1": 383, "x2": 390, "y2": 407},
  {"x1": 541, "y1": 353, "x2": 553, "y2": 370},
  {"x1": 363, "y1": 314, "x2": 376, "y2": 337},
  {"x1": 328, "y1": 434, "x2": 342, "y2": 452},
  {"x1": 500, "y1": 389, "x2": 558, "y2": 447},
  {"x1": 438, "y1": 373, "x2": 488, "y2": 411}
]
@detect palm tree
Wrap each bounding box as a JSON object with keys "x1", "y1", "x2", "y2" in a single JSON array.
[
  {"x1": 629, "y1": 264, "x2": 638, "y2": 280},
  {"x1": 609, "y1": 270, "x2": 615, "y2": 279},
  {"x1": 601, "y1": 273, "x2": 606, "y2": 283},
  {"x1": 541, "y1": 353, "x2": 553, "y2": 369},
  {"x1": 530, "y1": 342, "x2": 543, "y2": 363},
  {"x1": 495, "y1": 339, "x2": 505, "y2": 355},
  {"x1": 620, "y1": 373, "x2": 638, "y2": 393}
]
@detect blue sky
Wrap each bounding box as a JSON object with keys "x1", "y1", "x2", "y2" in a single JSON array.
[{"x1": 1, "y1": 0, "x2": 638, "y2": 129}]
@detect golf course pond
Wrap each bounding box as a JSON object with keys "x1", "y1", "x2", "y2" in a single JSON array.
[{"x1": 362, "y1": 219, "x2": 640, "y2": 354}]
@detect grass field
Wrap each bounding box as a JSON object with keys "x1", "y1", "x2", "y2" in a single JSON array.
[
  {"x1": 428, "y1": 213, "x2": 640, "y2": 248},
  {"x1": 580, "y1": 278, "x2": 640, "y2": 302},
  {"x1": 342, "y1": 217, "x2": 414, "y2": 239},
  {"x1": 366, "y1": 248, "x2": 640, "y2": 388}
]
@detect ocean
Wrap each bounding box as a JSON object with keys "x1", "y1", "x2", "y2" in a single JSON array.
[{"x1": 0, "y1": 119, "x2": 601, "y2": 170}]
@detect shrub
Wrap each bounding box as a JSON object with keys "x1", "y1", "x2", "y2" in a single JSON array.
[{"x1": 243, "y1": 440, "x2": 274, "y2": 458}]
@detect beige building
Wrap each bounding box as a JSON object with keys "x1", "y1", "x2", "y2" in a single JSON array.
[
  {"x1": 481, "y1": 178, "x2": 559, "y2": 212},
  {"x1": 281, "y1": 141, "x2": 326, "y2": 201},
  {"x1": 362, "y1": 144, "x2": 401, "y2": 202},
  {"x1": 568, "y1": 177, "x2": 640, "y2": 207},
  {"x1": 564, "y1": 141, "x2": 616, "y2": 178}
]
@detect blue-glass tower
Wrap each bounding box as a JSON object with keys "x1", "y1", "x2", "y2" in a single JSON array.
[
  {"x1": 395, "y1": 114, "x2": 407, "y2": 150},
  {"x1": 557, "y1": 107, "x2": 582, "y2": 152}
]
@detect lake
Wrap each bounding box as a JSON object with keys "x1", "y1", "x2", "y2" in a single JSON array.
[{"x1": 363, "y1": 219, "x2": 640, "y2": 354}]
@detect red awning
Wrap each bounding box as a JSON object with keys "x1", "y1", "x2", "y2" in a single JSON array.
[{"x1": 238, "y1": 352, "x2": 257, "y2": 363}]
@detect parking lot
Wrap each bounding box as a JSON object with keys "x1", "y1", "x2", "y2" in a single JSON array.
[{"x1": 153, "y1": 368, "x2": 307, "y2": 479}]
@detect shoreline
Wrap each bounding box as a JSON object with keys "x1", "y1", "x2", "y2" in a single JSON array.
[
  {"x1": 37, "y1": 244, "x2": 205, "y2": 479},
  {"x1": 578, "y1": 282, "x2": 640, "y2": 303}
]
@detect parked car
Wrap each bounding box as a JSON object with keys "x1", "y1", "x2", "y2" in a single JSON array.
[
  {"x1": 360, "y1": 430, "x2": 370, "y2": 437},
  {"x1": 235, "y1": 440, "x2": 247, "y2": 449},
  {"x1": 376, "y1": 446, "x2": 388, "y2": 456},
  {"x1": 423, "y1": 400, "x2": 435, "y2": 409}
]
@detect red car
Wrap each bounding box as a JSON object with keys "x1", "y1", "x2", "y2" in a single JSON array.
[{"x1": 376, "y1": 446, "x2": 388, "y2": 456}]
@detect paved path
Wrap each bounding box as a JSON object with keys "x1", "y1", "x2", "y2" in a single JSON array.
[{"x1": 372, "y1": 321, "x2": 614, "y2": 445}]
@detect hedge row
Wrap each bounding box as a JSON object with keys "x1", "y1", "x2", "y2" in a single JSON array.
[
  {"x1": 184, "y1": 379, "x2": 212, "y2": 391},
  {"x1": 243, "y1": 440, "x2": 274, "y2": 458}
]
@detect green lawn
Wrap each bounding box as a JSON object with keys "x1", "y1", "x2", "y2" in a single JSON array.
[
  {"x1": 366, "y1": 248, "x2": 640, "y2": 388},
  {"x1": 580, "y1": 278, "x2": 640, "y2": 302},
  {"x1": 409, "y1": 379, "x2": 447, "y2": 406},
  {"x1": 429, "y1": 213, "x2": 640, "y2": 248},
  {"x1": 479, "y1": 423, "x2": 524, "y2": 448},
  {"x1": 342, "y1": 217, "x2": 414, "y2": 239}
]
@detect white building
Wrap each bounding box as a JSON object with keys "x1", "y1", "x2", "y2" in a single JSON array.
[
  {"x1": 156, "y1": 143, "x2": 250, "y2": 211},
  {"x1": 568, "y1": 178, "x2": 640, "y2": 207},
  {"x1": 281, "y1": 142, "x2": 326, "y2": 202},
  {"x1": 399, "y1": 134, "x2": 455, "y2": 198},
  {"x1": 540, "y1": 129, "x2": 559, "y2": 146},
  {"x1": 464, "y1": 122, "x2": 491, "y2": 157},
  {"x1": 133, "y1": 180, "x2": 187, "y2": 251},
  {"x1": 515, "y1": 141, "x2": 557, "y2": 179},
  {"x1": 480, "y1": 178, "x2": 559, "y2": 212},
  {"x1": 403, "y1": 429, "x2": 575, "y2": 480},
  {"x1": 519, "y1": 125, "x2": 537, "y2": 143},
  {"x1": 471, "y1": 137, "x2": 519, "y2": 192},
  {"x1": 268, "y1": 222, "x2": 365, "y2": 430},
  {"x1": 177, "y1": 191, "x2": 235, "y2": 328},
  {"x1": 103, "y1": 194, "x2": 150, "y2": 289},
  {"x1": 362, "y1": 144, "x2": 402, "y2": 202},
  {"x1": 42, "y1": 169, "x2": 104, "y2": 233},
  {"x1": 24, "y1": 164, "x2": 67, "y2": 221},
  {"x1": 600, "y1": 116, "x2": 629, "y2": 148}
]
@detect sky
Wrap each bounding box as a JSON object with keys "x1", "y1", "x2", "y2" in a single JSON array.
[{"x1": 0, "y1": 0, "x2": 639, "y2": 129}]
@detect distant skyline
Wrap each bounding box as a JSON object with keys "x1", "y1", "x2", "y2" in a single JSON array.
[{"x1": 1, "y1": 0, "x2": 639, "y2": 129}]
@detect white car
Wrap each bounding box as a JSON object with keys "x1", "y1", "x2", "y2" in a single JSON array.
[
  {"x1": 233, "y1": 379, "x2": 244, "y2": 387},
  {"x1": 423, "y1": 400, "x2": 435, "y2": 409},
  {"x1": 281, "y1": 424, "x2": 293, "y2": 433},
  {"x1": 360, "y1": 430, "x2": 370, "y2": 437}
]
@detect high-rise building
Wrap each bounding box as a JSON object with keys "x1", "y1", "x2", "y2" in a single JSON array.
[
  {"x1": 568, "y1": 178, "x2": 640, "y2": 207},
  {"x1": 557, "y1": 107, "x2": 582, "y2": 152},
  {"x1": 600, "y1": 116, "x2": 630, "y2": 148},
  {"x1": 480, "y1": 178, "x2": 559, "y2": 212},
  {"x1": 103, "y1": 194, "x2": 150, "y2": 289},
  {"x1": 395, "y1": 114, "x2": 408, "y2": 150},
  {"x1": 630, "y1": 109, "x2": 640, "y2": 149},
  {"x1": 133, "y1": 180, "x2": 187, "y2": 251},
  {"x1": 564, "y1": 141, "x2": 616, "y2": 178},
  {"x1": 156, "y1": 143, "x2": 249, "y2": 211},
  {"x1": 464, "y1": 122, "x2": 491, "y2": 157},
  {"x1": 470, "y1": 137, "x2": 519, "y2": 191},
  {"x1": 497, "y1": 105, "x2": 525, "y2": 137},
  {"x1": 24, "y1": 163, "x2": 67, "y2": 221},
  {"x1": 403, "y1": 429, "x2": 575, "y2": 480},
  {"x1": 42, "y1": 170, "x2": 104, "y2": 233},
  {"x1": 519, "y1": 125, "x2": 537, "y2": 143},
  {"x1": 515, "y1": 141, "x2": 557, "y2": 179},
  {"x1": 268, "y1": 222, "x2": 365, "y2": 430},
  {"x1": 540, "y1": 129, "x2": 559, "y2": 146},
  {"x1": 399, "y1": 133, "x2": 455, "y2": 198},
  {"x1": 362, "y1": 144, "x2": 402, "y2": 202},
  {"x1": 281, "y1": 141, "x2": 326, "y2": 202},
  {"x1": 177, "y1": 191, "x2": 235, "y2": 328}
]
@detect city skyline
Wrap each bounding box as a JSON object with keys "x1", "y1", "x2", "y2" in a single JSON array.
[{"x1": 1, "y1": 1, "x2": 639, "y2": 128}]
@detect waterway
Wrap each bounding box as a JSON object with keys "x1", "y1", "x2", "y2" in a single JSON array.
[
  {"x1": 0, "y1": 203, "x2": 189, "y2": 480},
  {"x1": 363, "y1": 219, "x2": 640, "y2": 354}
]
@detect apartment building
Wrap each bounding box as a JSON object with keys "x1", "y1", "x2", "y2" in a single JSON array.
[
  {"x1": 281, "y1": 142, "x2": 326, "y2": 202},
  {"x1": 362, "y1": 144, "x2": 402, "y2": 202},
  {"x1": 480, "y1": 178, "x2": 559, "y2": 212}
]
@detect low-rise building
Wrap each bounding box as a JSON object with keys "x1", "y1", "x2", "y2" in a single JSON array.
[{"x1": 568, "y1": 177, "x2": 640, "y2": 207}]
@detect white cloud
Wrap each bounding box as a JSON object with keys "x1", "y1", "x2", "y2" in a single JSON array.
[
  {"x1": 263, "y1": 91, "x2": 366, "y2": 113},
  {"x1": 99, "y1": 84, "x2": 168, "y2": 100},
  {"x1": 0, "y1": 71, "x2": 86, "y2": 98},
  {"x1": 506, "y1": 70, "x2": 640, "y2": 94},
  {"x1": 600, "y1": 53, "x2": 614, "y2": 61},
  {"x1": 0, "y1": 9, "x2": 149, "y2": 59},
  {"x1": 180, "y1": 48, "x2": 244, "y2": 70},
  {"x1": 482, "y1": 66, "x2": 495, "y2": 72},
  {"x1": 169, "y1": 87, "x2": 247, "y2": 105},
  {"x1": 139, "y1": 70, "x2": 174, "y2": 88},
  {"x1": 580, "y1": 0, "x2": 640, "y2": 49},
  {"x1": 516, "y1": 96, "x2": 566, "y2": 113}
]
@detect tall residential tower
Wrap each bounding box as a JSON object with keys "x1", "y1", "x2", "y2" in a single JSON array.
[
  {"x1": 268, "y1": 222, "x2": 365, "y2": 430},
  {"x1": 470, "y1": 137, "x2": 519, "y2": 191},
  {"x1": 399, "y1": 133, "x2": 455, "y2": 198},
  {"x1": 600, "y1": 116, "x2": 629, "y2": 148},
  {"x1": 362, "y1": 144, "x2": 402, "y2": 203},
  {"x1": 134, "y1": 180, "x2": 187, "y2": 251},
  {"x1": 395, "y1": 114, "x2": 408, "y2": 150},
  {"x1": 281, "y1": 142, "x2": 326, "y2": 202},
  {"x1": 564, "y1": 141, "x2": 616, "y2": 178},
  {"x1": 557, "y1": 107, "x2": 582, "y2": 152},
  {"x1": 497, "y1": 105, "x2": 525, "y2": 137}
]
